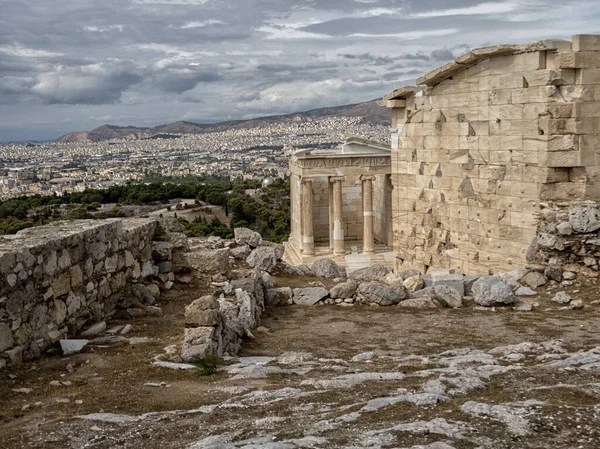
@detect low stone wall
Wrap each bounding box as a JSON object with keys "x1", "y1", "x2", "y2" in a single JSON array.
[{"x1": 0, "y1": 217, "x2": 181, "y2": 367}]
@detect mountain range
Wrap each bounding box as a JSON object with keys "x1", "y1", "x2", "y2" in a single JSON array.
[{"x1": 57, "y1": 99, "x2": 389, "y2": 143}]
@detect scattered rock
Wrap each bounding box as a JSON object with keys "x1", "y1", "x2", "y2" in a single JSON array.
[
  {"x1": 519, "y1": 271, "x2": 547, "y2": 289},
  {"x1": 329, "y1": 280, "x2": 358, "y2": 299},
  {"x1": 514, "y1": 304, "x2": 533, "y2": 312},
  {"x1": 59, "y1": 339, "x2": 89, "y2": 356},
  {"x1": 351, "y1": 352, "x2": 375, "y2": 362},
  {"x1": 403, "y1": 275, "x2": 424, "y2": 293},
  {"x1": 515, "y1": 286, "x2": 537, "y2": 296},
  {"x1": 472, "y1": 276, "x2": 516, "y2": 307},
  {"x1": 399, "y1": 297, "x2": 438, "y2": 308},
  {"x1": 569, "y1": 299, "x2": 584, "y2": 310},
  {"x1": 433, "y1": 285, "x2": 462, "y2": 308},
  {"x1": 292, "y1": 287, "x2": 329, "y2": 306},
  {"x1": 121, "y1": 324, "x2": 133, "y2": 335},
  {"x1": 234, "y1": 228, "x2": 263, "y2": 248},
  {"x1": 88, "y1": 336, "x2": 129, "y2": 347},
  {"x1": 349, "y1": 265, "x2": 389, "y2": 282},
  {"x1": 382, "y1": 272, "x2": 406, "y2": 287},
  {"x1": 357, "y1": 282, "x2": 408, "y2": 306},
  {"x1": 431, "y1": 274, "x2": 465, "y2": 296},
  {"x1": 311, "y1": 259, "x2": 346, "y2": 279},
  {"x1": 266, "y1": 287, "x2": 293, "y2": 306},
  {"x1": 185, "y1": 296, "x2": 222, "y2": 326},
  {"x1": 246, "y1": 247, "x2": 278, "y2": 273},
  {"x1": 551, "y1": 292, "x2": 571, "y2": 304}
]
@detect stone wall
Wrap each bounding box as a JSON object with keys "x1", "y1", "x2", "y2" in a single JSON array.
[
  {"x1": 387, "y1": 35, "x2": 600, "y2": 275},
  {"x1": 535, "y1": 203, "x2": 600, "y2": 275},
  {"x1": 0, "y1": 217, "x2": 179, "y2": 367}
]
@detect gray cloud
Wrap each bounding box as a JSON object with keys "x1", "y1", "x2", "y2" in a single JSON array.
[{"x1": 0, "y1": 0, "x2": 599, "y2": 140}]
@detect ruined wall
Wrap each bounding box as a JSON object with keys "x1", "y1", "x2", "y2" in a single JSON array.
[
  {"x1": 391, "y1": 35, "x2": 600, "y2": 275},
  {"x1": 535, "y1": 203, "x2": 600, "y2": 275},
  {"x1": 0, "y1": 218, "x2": 174, "y2": 367}
]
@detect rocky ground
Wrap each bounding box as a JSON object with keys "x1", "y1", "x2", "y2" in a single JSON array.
[{"x1": 1, "y1": 270, "x2": 600, "y2": 449}]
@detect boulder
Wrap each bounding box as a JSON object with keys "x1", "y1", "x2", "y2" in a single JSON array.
[
  {"x1": 231, "y1": 245, "x2": 251, "y2": 260},
  {"x1": 433, "y1": 285, "x2": 462, "y2": 308},
  {"x1": 329, "y1": 280, "x2": 359, "y2": 299},
  {"x1": 261, "y1": 241, "x2": 285, "y2": 260},
  {"x1": 519, "y1": 271, "x2": 547, "y2": 289},
  {"x1": 382, "y1": 272, "x2": 405, "y2": 287},
  {"x1": 472, "y1": 276, "x2": 516, "y2": 307},
  {"x1": 266, "y1": 287, "x2": 293, "y2": 306},
  {"x1": 234, "y1": 228, "x2": 262, "y2": 248},
  {"x1": 349, "y1": 265, "x2": 389, "y2": 282},
  {"x1": 431, "y1": 274, "x2": 465, "y2": 296},
  {"x1": 357, "y1": 282, "x2": 408, "y2": 306},
  {"x1": 185, "y1": 248, "x2": 230, "y2": 275},
  {"x1": 569, "y1": 206, "x2": 600, "y2": 233},
  {"x1": 60, "y1": 339, "x2": 89, "y2": 356},
  {"x1": 403, "y1": 275, "x2": 424, "y2": 293},
  {"x1": 80, "y1": 321, "x2": 107, "y2": 338},
  {"x1": 185, "y1": 295, "x2": 222, "y2": 326},
  {"x1": 311, "y1": 259, "x2": 347, "y2": 279},
  {"x1": 180, "y1": 327, "x2": 218, "y2": 362},
  {"x1": 292, "y1": 287, "x2": 329, "y2": 306},
  {"x1": 246, "y1": 247, "x2": 278, "y2": 273}
]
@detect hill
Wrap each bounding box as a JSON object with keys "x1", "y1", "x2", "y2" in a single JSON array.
[{"x1": 57, "y1": 99, "x2": 389, "y2": 143}]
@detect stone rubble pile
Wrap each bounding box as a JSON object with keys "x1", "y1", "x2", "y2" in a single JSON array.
[
  {"x1": 269, "y1": 255, "x2": 594, "y2": 311},
  {"x1": 536, "y1": 204, "x2": 600, "y2": 276}
]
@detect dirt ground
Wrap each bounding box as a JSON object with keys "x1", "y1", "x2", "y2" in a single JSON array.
[{"x1": 1, "y1": 277, "x2": 600, "y2": 449}]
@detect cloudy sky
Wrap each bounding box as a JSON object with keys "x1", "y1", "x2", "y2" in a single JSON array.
[{"x1": 0, "y1": 0, "x2": 599, "y2": 141}]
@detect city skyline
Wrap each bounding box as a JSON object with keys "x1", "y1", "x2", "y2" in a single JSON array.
[{"x1": 1, "y1": 0, "x2": 599, "y2": 141}]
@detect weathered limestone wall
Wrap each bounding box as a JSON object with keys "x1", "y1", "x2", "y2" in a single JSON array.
[
  {"x1": 389, "y1": 35, "x2": 600, "y2": 275},
  {"x1": 0, "y1": 218, "x2": 172, "y2": 367}
]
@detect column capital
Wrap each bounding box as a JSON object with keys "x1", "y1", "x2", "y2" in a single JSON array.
[
  {"x1": 360, "y1": 174, "x2": 376, "y2": 181},
  {"x1": 329, "y1": 176, "x2": 345, "y2": 183},
  {"x1": 301, "y1": 177, "x2": 315, "y2": 183}
]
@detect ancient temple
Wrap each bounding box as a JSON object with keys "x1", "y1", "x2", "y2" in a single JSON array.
[
  {"x1": 286, "y1": 34, "x2": 600, "y2": 275},
  {"x1": 284, "y1": 137, "x2": 394, "y2": 271}
]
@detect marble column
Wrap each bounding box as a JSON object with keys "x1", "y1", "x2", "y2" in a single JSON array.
[
  {"x1": 301, "y1": 177, "x2": 315, "y2": 256},
  {"x1": 362, "y1": 175, "x2": 375, "y2": 254},
  {"x1": 386, "y1": 174, "x2": 394, "y2": 247},
  {"x1": 328, "y1": 180, "x2": 334, "y2": 252},
  {"x1": 330, "y1": 176, "x2": 345, "y2": 256}
]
